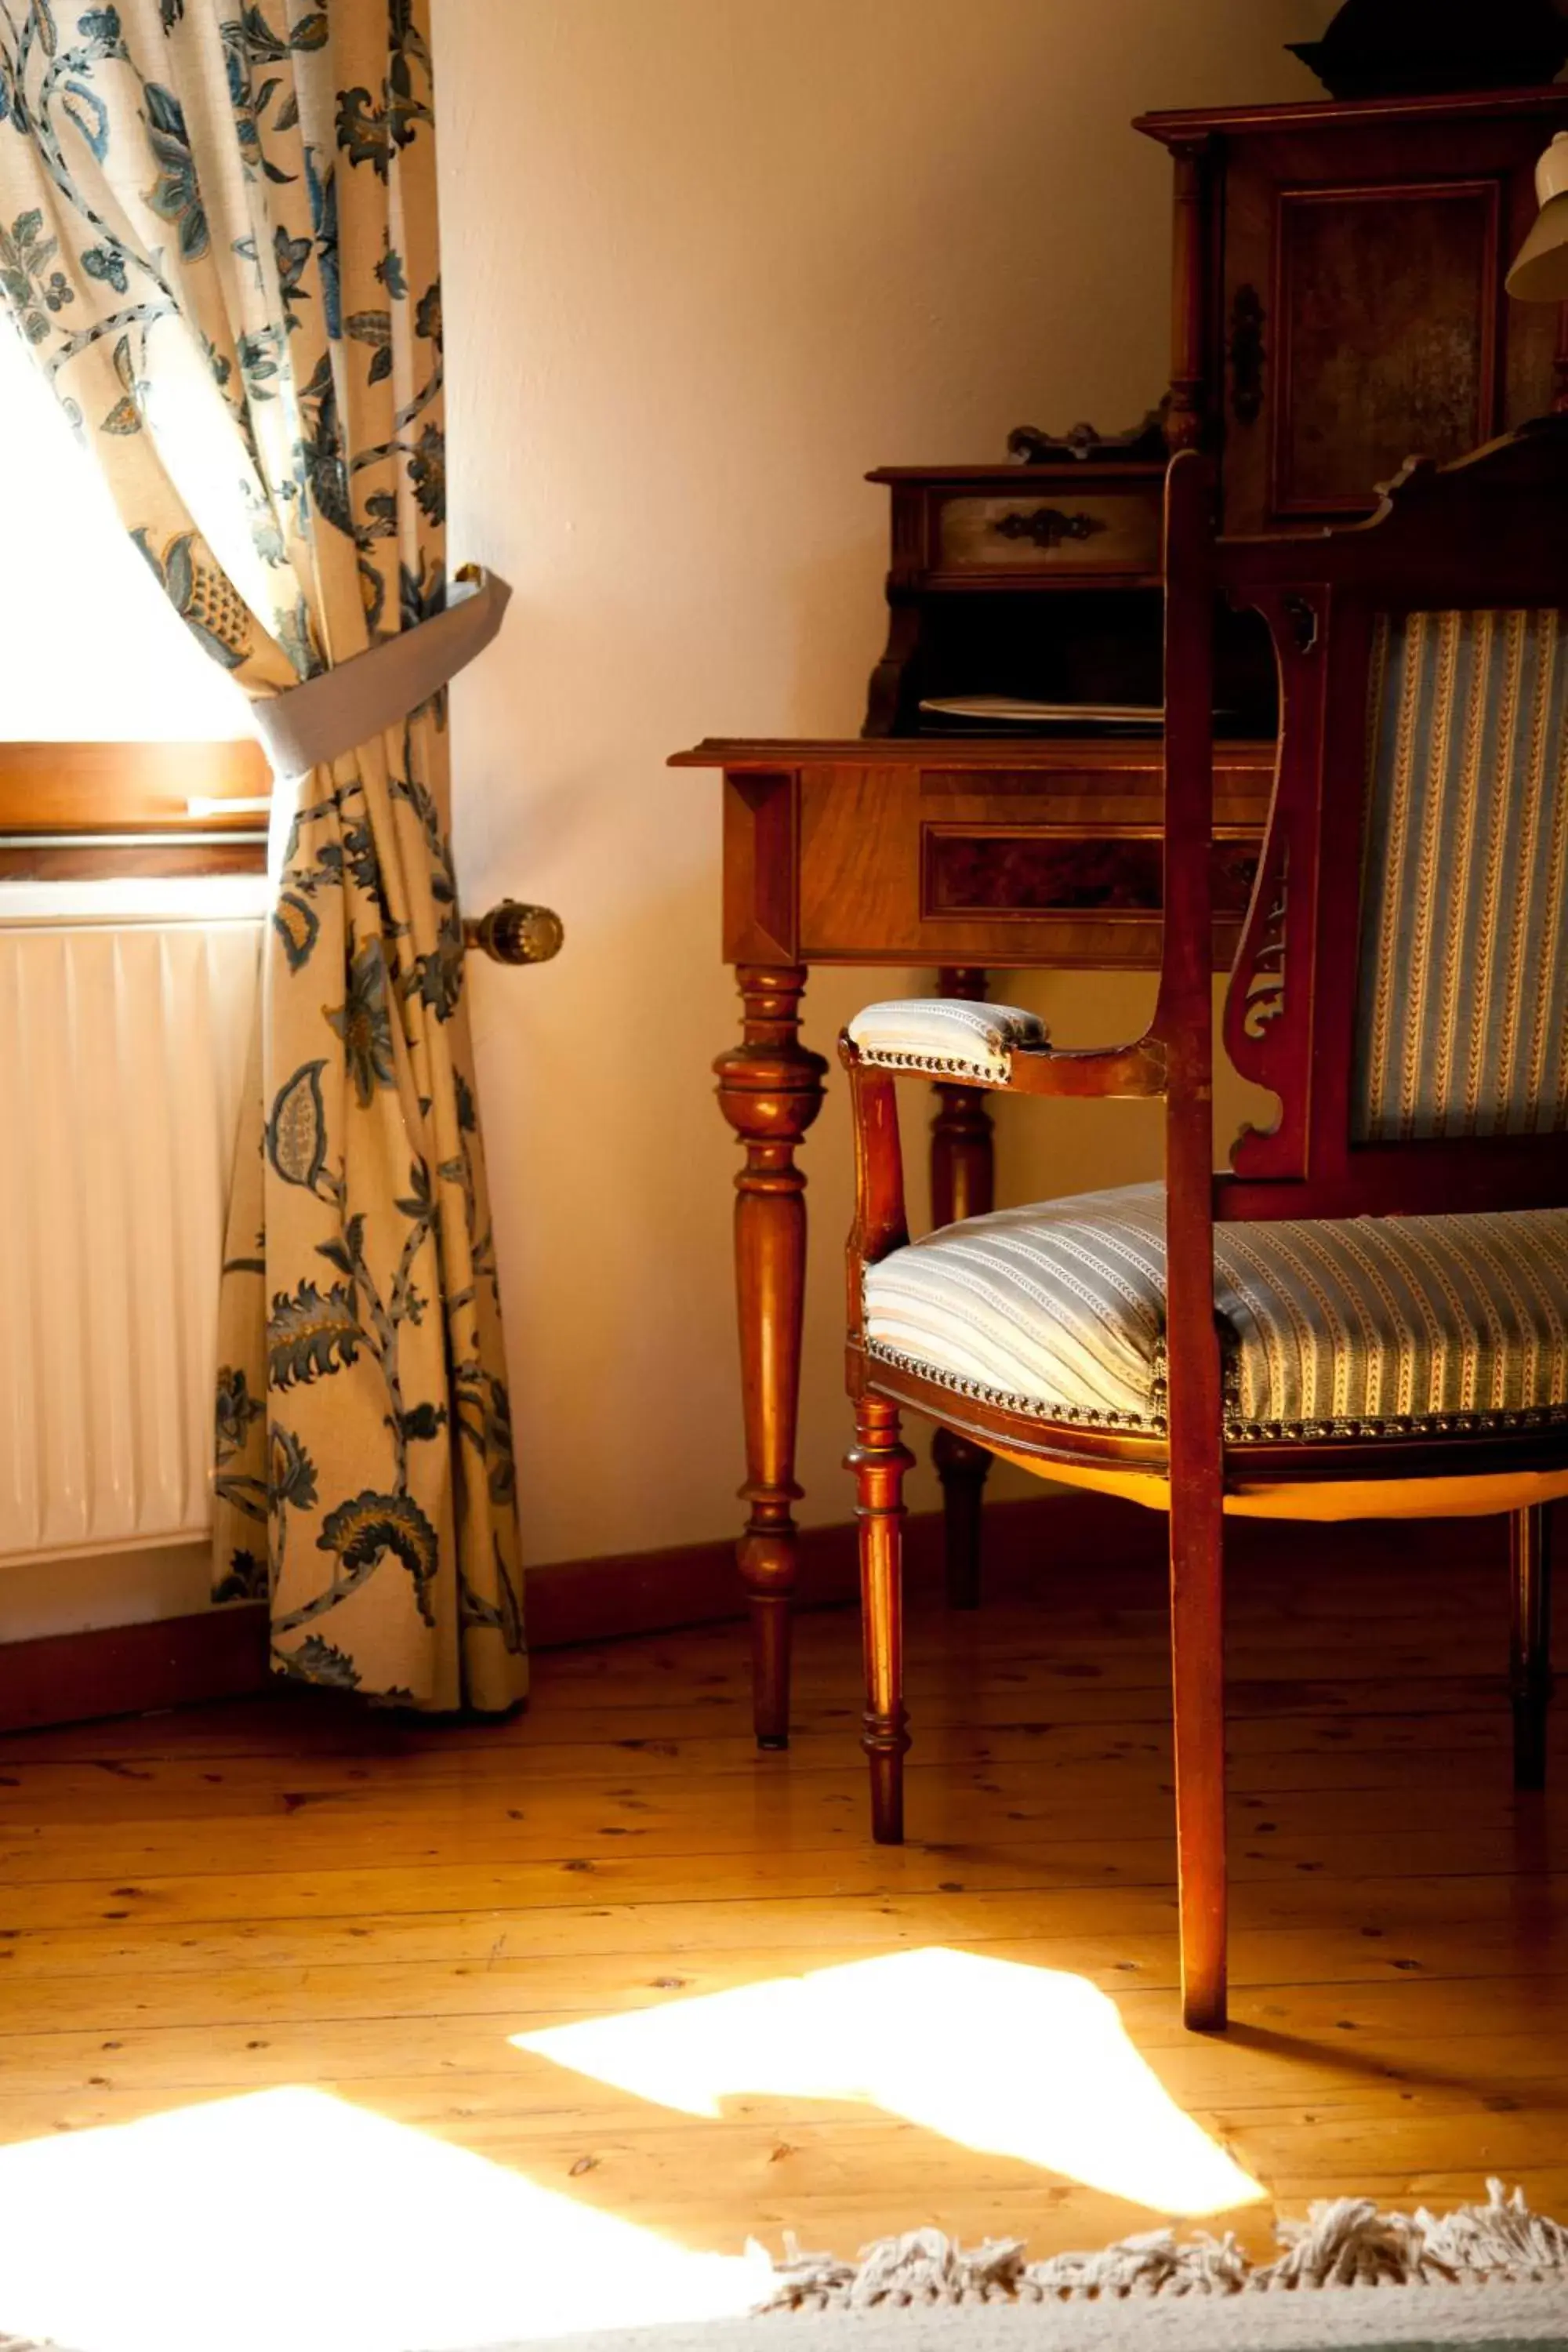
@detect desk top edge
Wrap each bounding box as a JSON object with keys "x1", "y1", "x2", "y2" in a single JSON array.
[{"x1": 670, "y1": 736, "x2": 1278, "y2": 770}]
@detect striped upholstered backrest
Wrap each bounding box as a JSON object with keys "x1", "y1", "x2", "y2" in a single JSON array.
[{"x1": 1351, "y1": 608, "x2": 1568, "y2": 1144}]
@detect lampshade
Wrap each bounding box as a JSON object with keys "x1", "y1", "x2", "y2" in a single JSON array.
[{"x1": 1507, "y1": 132, "x2": 1568, "y2": 303}]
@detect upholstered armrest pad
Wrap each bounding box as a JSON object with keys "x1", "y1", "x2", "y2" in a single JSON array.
[{"x1": 847, "y1": 997, "x2": 1049, "y2": 1083}]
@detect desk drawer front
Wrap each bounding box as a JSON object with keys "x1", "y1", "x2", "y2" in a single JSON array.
[
  {"x1": 789, "y1": 762, "x2": 1272, "y2": 969},
  {"x1": 935, "y1": 490, "x2": 1161, "y2": 573}
]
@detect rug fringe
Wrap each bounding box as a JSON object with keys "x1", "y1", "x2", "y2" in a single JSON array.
[{"x1": 757, "y1": 2180, "x2": 1568, "y2": 2310}]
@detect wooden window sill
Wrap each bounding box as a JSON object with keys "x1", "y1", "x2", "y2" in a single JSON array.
[{"x1": 0, "y1": 740, "x2": 271, "y2": 877}]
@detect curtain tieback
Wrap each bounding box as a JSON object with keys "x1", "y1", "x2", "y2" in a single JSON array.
[{"x1": 252, "y1": 564, "x2": 513, "y2": 778}]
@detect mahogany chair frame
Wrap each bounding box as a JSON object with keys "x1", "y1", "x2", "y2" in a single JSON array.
[{"x1": 844, "y1": 422, "x2": 1568, "y2": 2031}]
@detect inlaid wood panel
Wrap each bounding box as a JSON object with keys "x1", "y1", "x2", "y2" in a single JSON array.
[{"x1": 923, "y1": 829, "x2": 1261, "y2": 920}]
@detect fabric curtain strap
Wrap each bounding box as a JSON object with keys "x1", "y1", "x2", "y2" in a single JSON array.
[{"x1": 252, "y1": 565, "x2": 512, "y2": 776}]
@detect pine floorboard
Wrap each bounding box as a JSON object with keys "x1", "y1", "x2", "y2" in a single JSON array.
[{"x1": 0, "y1": 1501, "x2": 1563, "y2": 2274}]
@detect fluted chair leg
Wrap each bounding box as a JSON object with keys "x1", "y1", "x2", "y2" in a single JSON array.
[
  {"x1": 849, "y1": 1396, "x2": 913, "y2": 1843},
  {"x1": 1511, "y1": 1504, "x2": 1555, "y2": 1791},
  {"x1": 934, "y1": 1426, "x2": 990, "y2": 1609}
]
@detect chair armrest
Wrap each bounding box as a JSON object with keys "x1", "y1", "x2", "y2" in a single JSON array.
[
  {"x1": 844, "y1": 997, "x2": 1162, "y2": 1099},
  {"x1": 840, "y1": 998, "x2": 1164, "y2": 1313},
  {"x1": 845, "y1": 997, "x2": 1049, "y2": 1084}
]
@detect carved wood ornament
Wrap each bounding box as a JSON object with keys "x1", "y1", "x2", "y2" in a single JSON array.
[{"x1": 992, "y1": 507, "x2": 1109, "y2": 550}]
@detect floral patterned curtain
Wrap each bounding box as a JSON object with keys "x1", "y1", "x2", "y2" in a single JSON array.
[{"x1": 0, "y1": 0, "x2": 527, "y2": 1711}]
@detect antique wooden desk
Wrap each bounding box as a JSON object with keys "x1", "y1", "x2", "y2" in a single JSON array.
[
  {"x1": 673, "y1": 76, "x2": 1568, "y2": 1747},
  {"x1": 670, "y1": 733, "x2": 1275, "y2": 1743}
]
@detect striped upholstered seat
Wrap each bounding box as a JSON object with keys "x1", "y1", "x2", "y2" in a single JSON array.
[
  {"x1": 862, "y1": 1181, "x2": 1568, "y2": 1444},
  {"x1": 863, "y1": 609, "x2": 1568, "y2": 1451}
]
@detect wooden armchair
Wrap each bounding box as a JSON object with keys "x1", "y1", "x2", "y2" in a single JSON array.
[{"x1": 841, "y1": 421, "x2": 1568, "y2": 2033}]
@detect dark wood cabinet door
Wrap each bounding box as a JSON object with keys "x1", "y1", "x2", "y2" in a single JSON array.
[{"x1": 1269, "y1": 178, "x2": 1501, "y2": 515}]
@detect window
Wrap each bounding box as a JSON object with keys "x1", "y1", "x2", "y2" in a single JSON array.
[{"x1": 0, "y1": 323, "x2": 267, "y2": 877}]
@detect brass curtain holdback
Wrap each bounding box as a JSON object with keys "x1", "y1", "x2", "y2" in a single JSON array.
[{"x1": 250, "y1": 566, "x2": 563, "y2": 967}]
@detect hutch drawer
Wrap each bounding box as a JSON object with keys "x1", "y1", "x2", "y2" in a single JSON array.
[{"x1": 933, "y1": 487, "x2": 1163, "y2": 576}]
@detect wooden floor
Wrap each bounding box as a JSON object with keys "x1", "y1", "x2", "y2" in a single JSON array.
[{"x1": 0, "y1": 1497, "x2": 1563, "y2": 2284}]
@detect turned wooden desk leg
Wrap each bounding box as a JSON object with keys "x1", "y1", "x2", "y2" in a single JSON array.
[
  {"x1": 931, "y1": 966, "x2": 994, "y2": 1610},
  {"x1": 713, "y1": 965, "x2": 828, "y2": 1749},
  {"x1": 1511, "y1": 1504, "x2": 1555, "y2": 1791}
]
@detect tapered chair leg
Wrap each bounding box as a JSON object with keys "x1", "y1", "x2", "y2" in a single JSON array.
[
  {"x1": 1511, "y1": 1504, "x2": 1555, "y2": 1791},
  {"x1": 1168, "y1": 1486, "x2": 1228, "y2": 2031},
  {"x1": 934, "y1": 1427, "x2": 990, "y2": 1609},
  {"x1": 848, "y1": 1396, "x2": 913, "y2": 1843}
]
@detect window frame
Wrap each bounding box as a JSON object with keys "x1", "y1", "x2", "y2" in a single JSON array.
[{"x1": 0, "y1": 741, "x2": 270, "y2": 878}]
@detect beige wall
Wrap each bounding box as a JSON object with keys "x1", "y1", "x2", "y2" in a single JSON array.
[{"x1": 437, "y1": 0, "x2": 1331, "y2": 1571}]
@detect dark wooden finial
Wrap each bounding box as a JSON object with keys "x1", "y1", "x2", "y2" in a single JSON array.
[{"x1": 1290, "y1": 0, "x2": 1568, "y2": 98}]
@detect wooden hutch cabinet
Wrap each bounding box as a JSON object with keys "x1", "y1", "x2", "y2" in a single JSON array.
[{"x1": 1136, "y1": 86, "x2": 1568, "y2": 529}]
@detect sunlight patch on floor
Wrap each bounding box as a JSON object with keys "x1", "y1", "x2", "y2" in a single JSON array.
[
  {"x1": 517, "y1": 1947, "x2": 1265, "y2": 2218},
  {"x1": 0, "y1": 2086, "x2": 770, "y2": 2352}
]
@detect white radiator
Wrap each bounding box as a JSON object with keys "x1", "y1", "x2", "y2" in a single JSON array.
[{"x1": 0, "y1": 884, "x2": 263, "y2": 1566}]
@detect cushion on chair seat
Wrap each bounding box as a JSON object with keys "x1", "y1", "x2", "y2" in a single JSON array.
[
  {"x1": 862, "y1": 1181, "x2": 1568, "y2": 1443},
  {"x1": 846, "y1": 998, "x2": 1048, "y2": 1082}
]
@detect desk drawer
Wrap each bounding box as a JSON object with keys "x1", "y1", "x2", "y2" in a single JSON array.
[
  {"x1": 935, "y1": 488, "x2": 1161, "y2": 574},
  {"x1": 790, "y1": 760, "x2": 1272, "y2": 969}
]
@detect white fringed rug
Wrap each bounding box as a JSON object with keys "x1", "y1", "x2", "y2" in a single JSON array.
[
  {"x1": 476, "y1": 2186, "x2": 1568, "y2": 2352},
  {"x1": 759, "y1": 2181, "x2": 1568, "y2": 2316}
]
